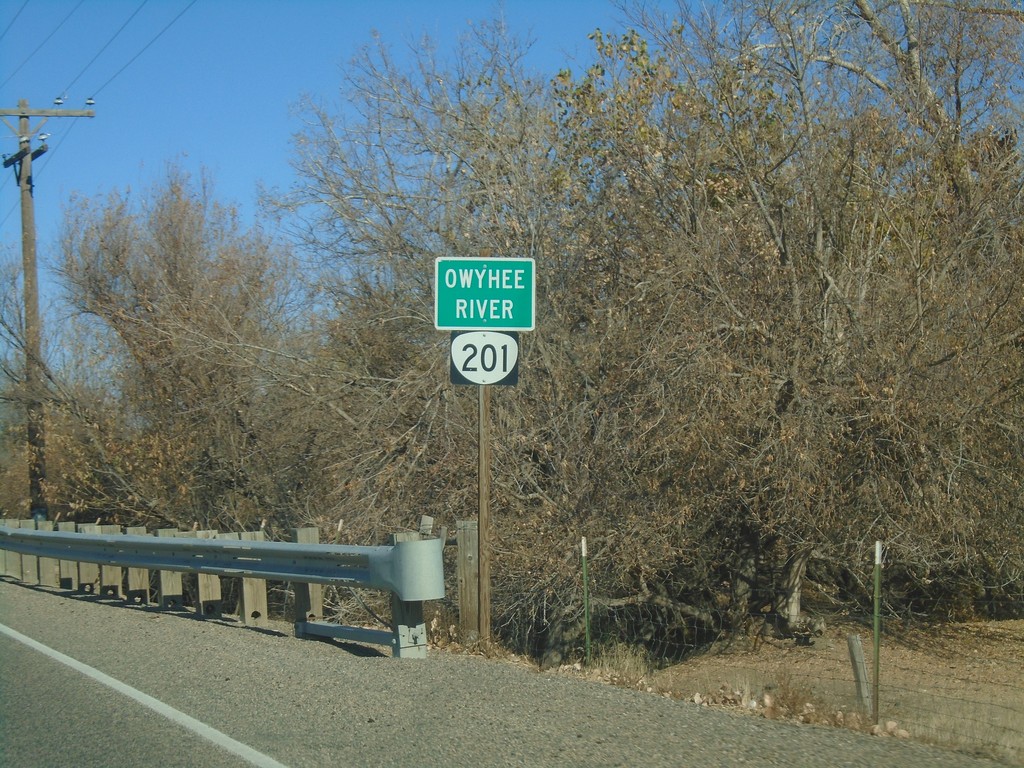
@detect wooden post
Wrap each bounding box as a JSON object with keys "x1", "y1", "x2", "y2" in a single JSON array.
[
  {"x1": 20, "y1": 519, "x2": 38, "y2": 584},
  {"x1": 215, "y1": 531, "x2": 268, "y2": 627},
  {"x1": 456, "y1": 520, "x2": 480, "y2": 643},
  {"x1": 76, "y1": 523, "x2": 100, "y2": 593},
  {"x1": 238, "y1": 531, "x2": 269, "y2": 627},
  {"x1": 292, "y1": 527, "x2": 323, "y2": 635},
  {"x1": 4, "y1": 520, "x2": 26, "y2": 578},
  {"x1": 57, "y1": 521, "x2": 77, "y2": 589},
  {"x1": 15, "y1": 108, "x2": 47, "y2": 523},
  {"x1": 176, "y1": 529, "x2": 199, "y2": 611},
  {"x1": 478, "y1": 384, "x2": 491, "y2": 642},
  {"x1": 97, "y1": 524, "x2": 123, "y2": 598},
  {"x1": 847, "y1": 634, "x2": 871, "y2": 713},
  {"x1": 125, "y1": 526, "x2": 150, "y2": 603},
  {"x1": 0, "y1": 100, "x2": 95, "y2": 521},
  {"x1": 4, "y1": 520, "x2": 25, "y2": 581},
  {"x1": 194, "y1": 530, "x2": 223, "y2": 618},
  {"x1": 156, "y1": 528, "x2": 184, "y2": 609},
  {"x1": 0, "y1": 520, "x2": 7, "y2": 577},
  {"x1": 36, "y1": 520, "x2": 59, "y2": 587},
  {"x1": 3, "y1": 520, "x2": 22, "y2": 580}
]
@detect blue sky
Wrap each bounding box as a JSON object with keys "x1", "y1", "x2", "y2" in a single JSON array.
[{"x1": 0, "y1": 0, "x2": 675, "y2": 275}]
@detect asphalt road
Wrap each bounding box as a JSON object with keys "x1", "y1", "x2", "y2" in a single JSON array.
[{"x1": 0, "y1": 578, "x2": 1003, "y2": 767}]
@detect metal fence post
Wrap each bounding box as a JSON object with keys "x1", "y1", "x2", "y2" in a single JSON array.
[{"x1": 873, "y1": 541, "x2": 883, "y2": 725}]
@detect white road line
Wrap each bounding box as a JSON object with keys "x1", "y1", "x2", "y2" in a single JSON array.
[{"x1": 0, "y1": 621, "x2": 289, "y2": 768}]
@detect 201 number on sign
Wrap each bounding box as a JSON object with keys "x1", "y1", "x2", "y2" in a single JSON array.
[{"x1": 450, "y1": 331, "x2": 519, "y2": 386}]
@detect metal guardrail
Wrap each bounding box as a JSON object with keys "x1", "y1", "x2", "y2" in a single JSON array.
[{"x1": 0, "y1": 524, "x2": 445, "y2": 658}]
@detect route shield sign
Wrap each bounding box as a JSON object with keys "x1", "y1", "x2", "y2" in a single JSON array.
[
  {"x1": 450, "y1": 331, "x2": 519, "y2": 386},
  {"x1": 434, "y1": 257, "x2": 535, "y2": 331}
]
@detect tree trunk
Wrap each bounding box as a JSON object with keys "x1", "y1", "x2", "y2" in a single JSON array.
[
  {"x1": 729, "y1": 538, "x2": 759, "y2": 631},
  {"x1": 777, "y1": 546, "x2": 813, "y2": 628}
]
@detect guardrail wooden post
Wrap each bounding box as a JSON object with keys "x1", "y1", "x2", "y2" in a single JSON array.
[
  {"x1": 156, "y1": 528, "x2": 184, "y2": 609},
  {"x1": 4, "y1": 520, "x2": 25, "y2": 580},
  {"x1": 238, "y1": 531, "x2": 269, "y2": 627},
  {"x1": 21, "y1": 520, "x2": 39, "y2": 585},
  {"x1": 216, "y1": 531, "x2": 268, "y2": 626},
  {"x1": 4, "y1": 520, "x2": 24, "y2": 581},
  {"x1": 36, "y1": 520, "x2": 59, "y2": 587},
  {"x1": 125, "y1": 526, "x2": 150, "y2": 603},
  {"x1": 97, "y1": 524, "x2": 123, "y2": 598},
  {"x1": 57, "y1": 522, "x2": 78, "y2": 589},
  {"x1": 456, "y1": 520, "x2": 480, "y2": 643},
  {"x1": 292, "y1": 527, "x2": 323, "y2": 636},
  {"x1": 0, "y1": 520, "x2": 7, "y2": 576},
  {"x1": 194, "y1": 530, "x2": 224, "y2": 618},
  {"x1": 77, "y1": 523, "x2": 100, "y2": 593}
]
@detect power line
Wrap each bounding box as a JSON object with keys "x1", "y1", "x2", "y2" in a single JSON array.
[
  {"x1": 29, "y1": 122, "x2": 80, "y2": 183},
  {"x1": 0, "y1": 0, "x2": 31, "y2": 46},
  {"x1": 58, "y1": 0, "x2": 150, "y2": 100},
  {"x1": 24, "y1": 1, "x2": 195, "y2": 186},
  {"x1": 0, "y1": 198, "x2": 17, "y2": 232},
  {"x1": 0, "y1": 0, "x2": 85, "y2": 90},
  {"x1": 3, "y1": 0, "x2": 196, "y2": 236},
  {"x1": 91, "y1": 0, "x2": 199, "y2": 99}
]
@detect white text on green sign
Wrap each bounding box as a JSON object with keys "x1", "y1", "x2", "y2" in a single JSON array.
[{"x1": 434, "y1": 258, "x2": 535, "y2": 331}]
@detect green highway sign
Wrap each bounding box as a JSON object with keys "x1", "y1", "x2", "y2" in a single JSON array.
[{"x1": 434, "y1": 257, "x2": 535, "y2": 331}]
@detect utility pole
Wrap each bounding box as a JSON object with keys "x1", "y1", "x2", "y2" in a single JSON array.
[{"x1": 1, "y1": 99, "x2": 94, "y2": 521}]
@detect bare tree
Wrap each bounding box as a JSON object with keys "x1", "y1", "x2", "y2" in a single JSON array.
[
  {"x1": 274, "y1": 3, "x2": 1023, "y2": 660},
  {"x1": 55, "y1": 168, "x2": 308, "y2": 530},
  {"x1": 9, "y1": 4, "x2": 1019, "y2": 664}
]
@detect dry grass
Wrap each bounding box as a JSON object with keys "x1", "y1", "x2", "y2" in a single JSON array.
[
  {"x1": 591, "y1": 641, "x2": 656, "y2": 688},
  {"x1": 544, "y1": 619, "x2": 1024, "y2": 765}
]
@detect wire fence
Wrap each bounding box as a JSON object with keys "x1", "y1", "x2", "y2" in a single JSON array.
[
  {"x1": 623, "y1": 604, "x2": 1023, "y2": 764},
  {"x1": 432, "y1": 534, "x2": 1024, "y2": 766}
]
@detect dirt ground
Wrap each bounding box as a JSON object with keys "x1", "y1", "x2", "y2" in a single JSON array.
[
  {"x1": 638, "y1": 618, "x2": 1024, "y2": 765},
  {"x1": 436, "y1": 609, "x2": 1024, "y2": 761}
]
